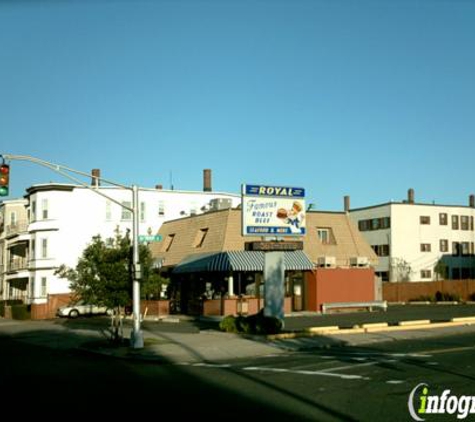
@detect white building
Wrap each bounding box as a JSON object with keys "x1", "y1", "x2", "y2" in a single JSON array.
[
  {"x1": 348, "y1": 190, "x2": 475, "y2": 282},
  {"x1": 0, "y1": 170, "x2": 240, "y2": 303}
]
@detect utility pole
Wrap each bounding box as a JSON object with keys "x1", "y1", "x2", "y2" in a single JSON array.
[{"x1": 0, "y1": 154, "x2": 144, "y2": 349}]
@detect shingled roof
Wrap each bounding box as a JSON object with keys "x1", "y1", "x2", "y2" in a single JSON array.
[{"x1": 149, "y1": 208, "x2": 378, "y2": 268}]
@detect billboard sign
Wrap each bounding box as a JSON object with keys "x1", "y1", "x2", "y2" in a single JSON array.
[{"x1": 242, "y1": 184, "x2": 306, "y2": 236}]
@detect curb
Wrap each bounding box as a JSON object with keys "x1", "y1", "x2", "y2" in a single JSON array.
[{"x1": 267, "y1": 315, "x2": 475, "y2": 340}]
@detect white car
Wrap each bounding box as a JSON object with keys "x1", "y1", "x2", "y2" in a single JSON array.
[{"x1": 56, "y1": 301, "x2": 112, "y2": 318}]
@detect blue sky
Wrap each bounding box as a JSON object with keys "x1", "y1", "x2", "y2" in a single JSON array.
[{"x1": 1, "y1": 0, "x2": 474, "y2": 210}]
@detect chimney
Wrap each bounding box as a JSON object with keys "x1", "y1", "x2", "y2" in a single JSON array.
[
  {"x1": 408, "y1": 188, "x2": 415, "y2": 204},
  {"x1": 203, "y1": 169, "x2": 212, "y2": 192},
  {"x1": 344, "y1": 195, "x2": 350, "y2": 213},
  {"x1": 470, "y1": 194, "x2": 475, "y2": 208},
  {"x1": 91, "y1": 169, "x2": 101, "y2": 187},
  {"x1": 155, "y1": 184, "x2": 163, "y2": 190}
]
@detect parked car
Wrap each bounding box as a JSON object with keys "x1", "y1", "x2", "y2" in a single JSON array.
[{"x1": 56, "y1": 301, "x2": 112, "y2": 318}]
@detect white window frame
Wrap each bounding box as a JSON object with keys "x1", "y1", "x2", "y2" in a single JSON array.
[
  {"x1": 42, "y1": 198, "x2": 49, "y2": 220},
  {"x1": 41, "y1": 238, "x2": 48, "y2": 259}
]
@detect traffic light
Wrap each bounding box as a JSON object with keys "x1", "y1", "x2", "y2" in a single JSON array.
[{"x1": 0, "y1": 163, "x2": 10, "y2": 196}]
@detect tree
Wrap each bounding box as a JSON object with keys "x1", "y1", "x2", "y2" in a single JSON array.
[
  {"x1": 434, "y1": 259, "x2": 449, "y2": 280},
  {"x1": 391, "y1": 258, "x2": 412, "y2": 282},
  {"x1": 56, "y1": 228, "x2": 160, "y2": 341}
]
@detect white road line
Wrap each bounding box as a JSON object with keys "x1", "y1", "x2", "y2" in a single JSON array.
[
  {"x1": 243, "y1": 366, "x2": 364, "y2": 380},
  {"x1": 386, "y1": 380, "x2": 405, "y2": 384},
  {"x1": 319, "y1": 361, "x2": 379, "y2": 373},
  {"x1": 192, "y1": 363, "x2": 231, "y2": 368}
]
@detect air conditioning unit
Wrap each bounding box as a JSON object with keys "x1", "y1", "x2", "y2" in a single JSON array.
[
  {"x1": 209, "y1": 198, "x2": 232, "y2": 211},
  {"x1": 350, "y1": 256, "x2": 369, "y2": 267},
  {"x1": 317, "y1": 256, "x2": 336, "y2": 268}
]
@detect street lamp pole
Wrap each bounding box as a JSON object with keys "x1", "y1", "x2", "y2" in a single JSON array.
[
  {"x1": 0, "y1": 154, "x2": 144, "y2": 349},
  {"x1": 131, "y1": 184, "x2": 144, "y2": 348}
]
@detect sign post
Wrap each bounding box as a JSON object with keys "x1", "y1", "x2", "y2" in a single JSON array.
[{"x1": 241, "y1": 184, "x2": 306, "y2": 321}]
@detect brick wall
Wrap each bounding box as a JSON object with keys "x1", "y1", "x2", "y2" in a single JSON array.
[
  {"x1": 307, "y1": 268, "x2": 375, "y2": 312},
  {"x1": 140, "y1": 300, "x2": 170, "y2": 317},
  {"x1": 383, "y1": 279, "x2": 475, "y2": 302}
]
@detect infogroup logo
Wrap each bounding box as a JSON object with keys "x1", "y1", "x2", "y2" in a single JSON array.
[{"x1": 408, "y1": 383, "x2": 475, "y2": 420}]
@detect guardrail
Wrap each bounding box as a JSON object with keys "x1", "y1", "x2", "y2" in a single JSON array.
[{"x1": 322, "y1": 300, "x2": 388, "y2": 314}]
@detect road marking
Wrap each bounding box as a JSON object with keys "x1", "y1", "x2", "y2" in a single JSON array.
[
  {"x1": 319, "y1": 361, "x2": 379, "y2": 373},
  {"x1": 419, "y1": 345, "x2": 475, "y2": 355},
  {"x1": 192, "y1": 363, "x2": 231, "y2": 368},
  {"x1": 386, "y1": 380, "x2": 405, "y2": 384},
  {"x1": 243, "y1": 366, "x2": 364, "y2": 380}
]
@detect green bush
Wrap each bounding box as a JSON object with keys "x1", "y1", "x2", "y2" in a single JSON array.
[
  {"x1": 10, "y1": 304, "x2": 31, "y2": 320},
  {"x1": 409, "y1": 295, "x2": 434, "y2": 303},
  {"x1": 219, "y1": 315, "x2": 239, "y2": 333},
  {"x1": 435, "y1": 291, "x2": 460, "y2": 302},
  {"x1": 219, "y1": 311, "x2": 283, "y2": 335}
]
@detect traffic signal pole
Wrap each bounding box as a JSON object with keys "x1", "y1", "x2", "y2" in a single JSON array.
[
  {"x1": 0, "y1": 154, "x2": 144, "y2": 349},
  {"x1": 131, "y1": 184, "x2": 144, "y2": 348}
]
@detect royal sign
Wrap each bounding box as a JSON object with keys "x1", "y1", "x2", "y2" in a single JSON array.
[{"x1": 242, "y1": 184, "x2": 306, "y2": 237}]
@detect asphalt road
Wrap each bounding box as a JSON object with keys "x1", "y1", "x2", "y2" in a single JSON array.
[
  {"x1": 2, "y1": 322, "x2": 475, "y2": 420},
  {"x1": 284, "y1": 304, "x2": 475, "y2": 330}
]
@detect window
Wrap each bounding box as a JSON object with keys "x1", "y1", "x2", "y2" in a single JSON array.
[
  {"x1": 358, "y1": 217, "x2": 390, "y2": 231},
  {"x1": 163, "y1": 234, "x2": 175, "y2": 252},
  {"x1": 420, "y1": 216, "x2": 430, "y2": 225},
  {"x1": 121, "y1": 201, "x2": 132, "y2": 221},
  {"x1": 140, "y1": 202, "x2": 146, "y2": 222},
  {"x1": 439, "y1": 213, "x2": 448, "y2": 225},
  {"x1": 158, "y1": 200, "x2": 165, "y2": 217},
  {"x1": 31, "y1": 239, "x2": 36, "y2": 259},
  {"x1": 10, "y1": 211, "x2": 17, "y2": 226},
  {"x1": 372, "y1": 244, "x2": 390, "y2": 257},
  {"x1": 42, "y1": 198, "x2": 48, "y2": 219},
  {"x1": 440, "y1": 239, "x2": 448, "y2": 252},
  {"x1": 193, "y1": 228, "x2": 208, "y2": 248},
  {"x1": 420, "y1": 243, "x2": 431, "y2": 252},
  {"x1": 105, "y1": 201, "x2": 112, "y2": 221},
  {"x1": 30, "y1": 277, "x2": 35, "y2": 299},
  {"x1": 317, "y1": 227, "x2": 336, "y2": 245},
  {"x1": 41, "y1": 238, "x2": 48, "y2": 259},
  {"x1": 461, "y1": 242, "x2": 470, "y2": 256},
  {"x1": 471, "y1": 216, "x2": 474, "y2": 231},
  {"x1": 317, "y1": 228, "x2": 329, "y2": 244},
  {"x1": 358, "y1": 220, "x2": 370, "y2": 231},
  {"x1": 41, "y1": 277, "x2": 47, "y2": 297},
  {"x1": 452, "y1": 215, "x2": 459, "y2": 230},
  {"x1": 421, "y1": 270, "x2": 432, "y2": 279},
  {"x1": 31, "y1": 201, "x2": 36, "y2": 222},
  {"x1": 452, "y1": 242, "x2": 460, "y2": 256},
  {"x1": 461, "y1": 216, "x2": 469, "y2": 230},
  {"x1": 371, "y1": 218, "x2": 380, "y2": 230}
]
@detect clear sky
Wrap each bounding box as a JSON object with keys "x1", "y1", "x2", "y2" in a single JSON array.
[{"x1": 1, "y1": 0, "x2": 474, "y2": 210}]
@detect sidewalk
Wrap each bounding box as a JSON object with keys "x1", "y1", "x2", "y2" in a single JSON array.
[{"x1": 2, "y1": 303, "x2": 475, "y2": 364}]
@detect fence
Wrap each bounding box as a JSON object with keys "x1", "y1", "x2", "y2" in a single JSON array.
[{"x1": 383, "y1": 279, "x2": 475, "y2": 302}]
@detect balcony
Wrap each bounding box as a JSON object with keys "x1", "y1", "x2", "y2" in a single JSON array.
[
  {"x1": 5, "y1": 221, "x2": 29, "y2": 238},
  {"x1": 7, "y1": 257, "x2": 29, "y2": 272}
]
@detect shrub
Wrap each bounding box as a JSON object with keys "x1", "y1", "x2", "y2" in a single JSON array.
[
  {"x1": 435, "y1": 291, "x2": 460, "y2": 302},
  {"x1": 219, "y1": 311, "x2": 283, "y2": 335},
  {"x1": 219, "y1": 315, "x2": 239, "y2": 333},
  {"x1": 409, "y1": 295, "x2": 434, "y2": 303}
]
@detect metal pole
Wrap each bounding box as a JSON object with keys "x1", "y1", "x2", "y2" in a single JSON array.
[{"x1": 131, "y1": 184, "x2": 144, "y2": 348}]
